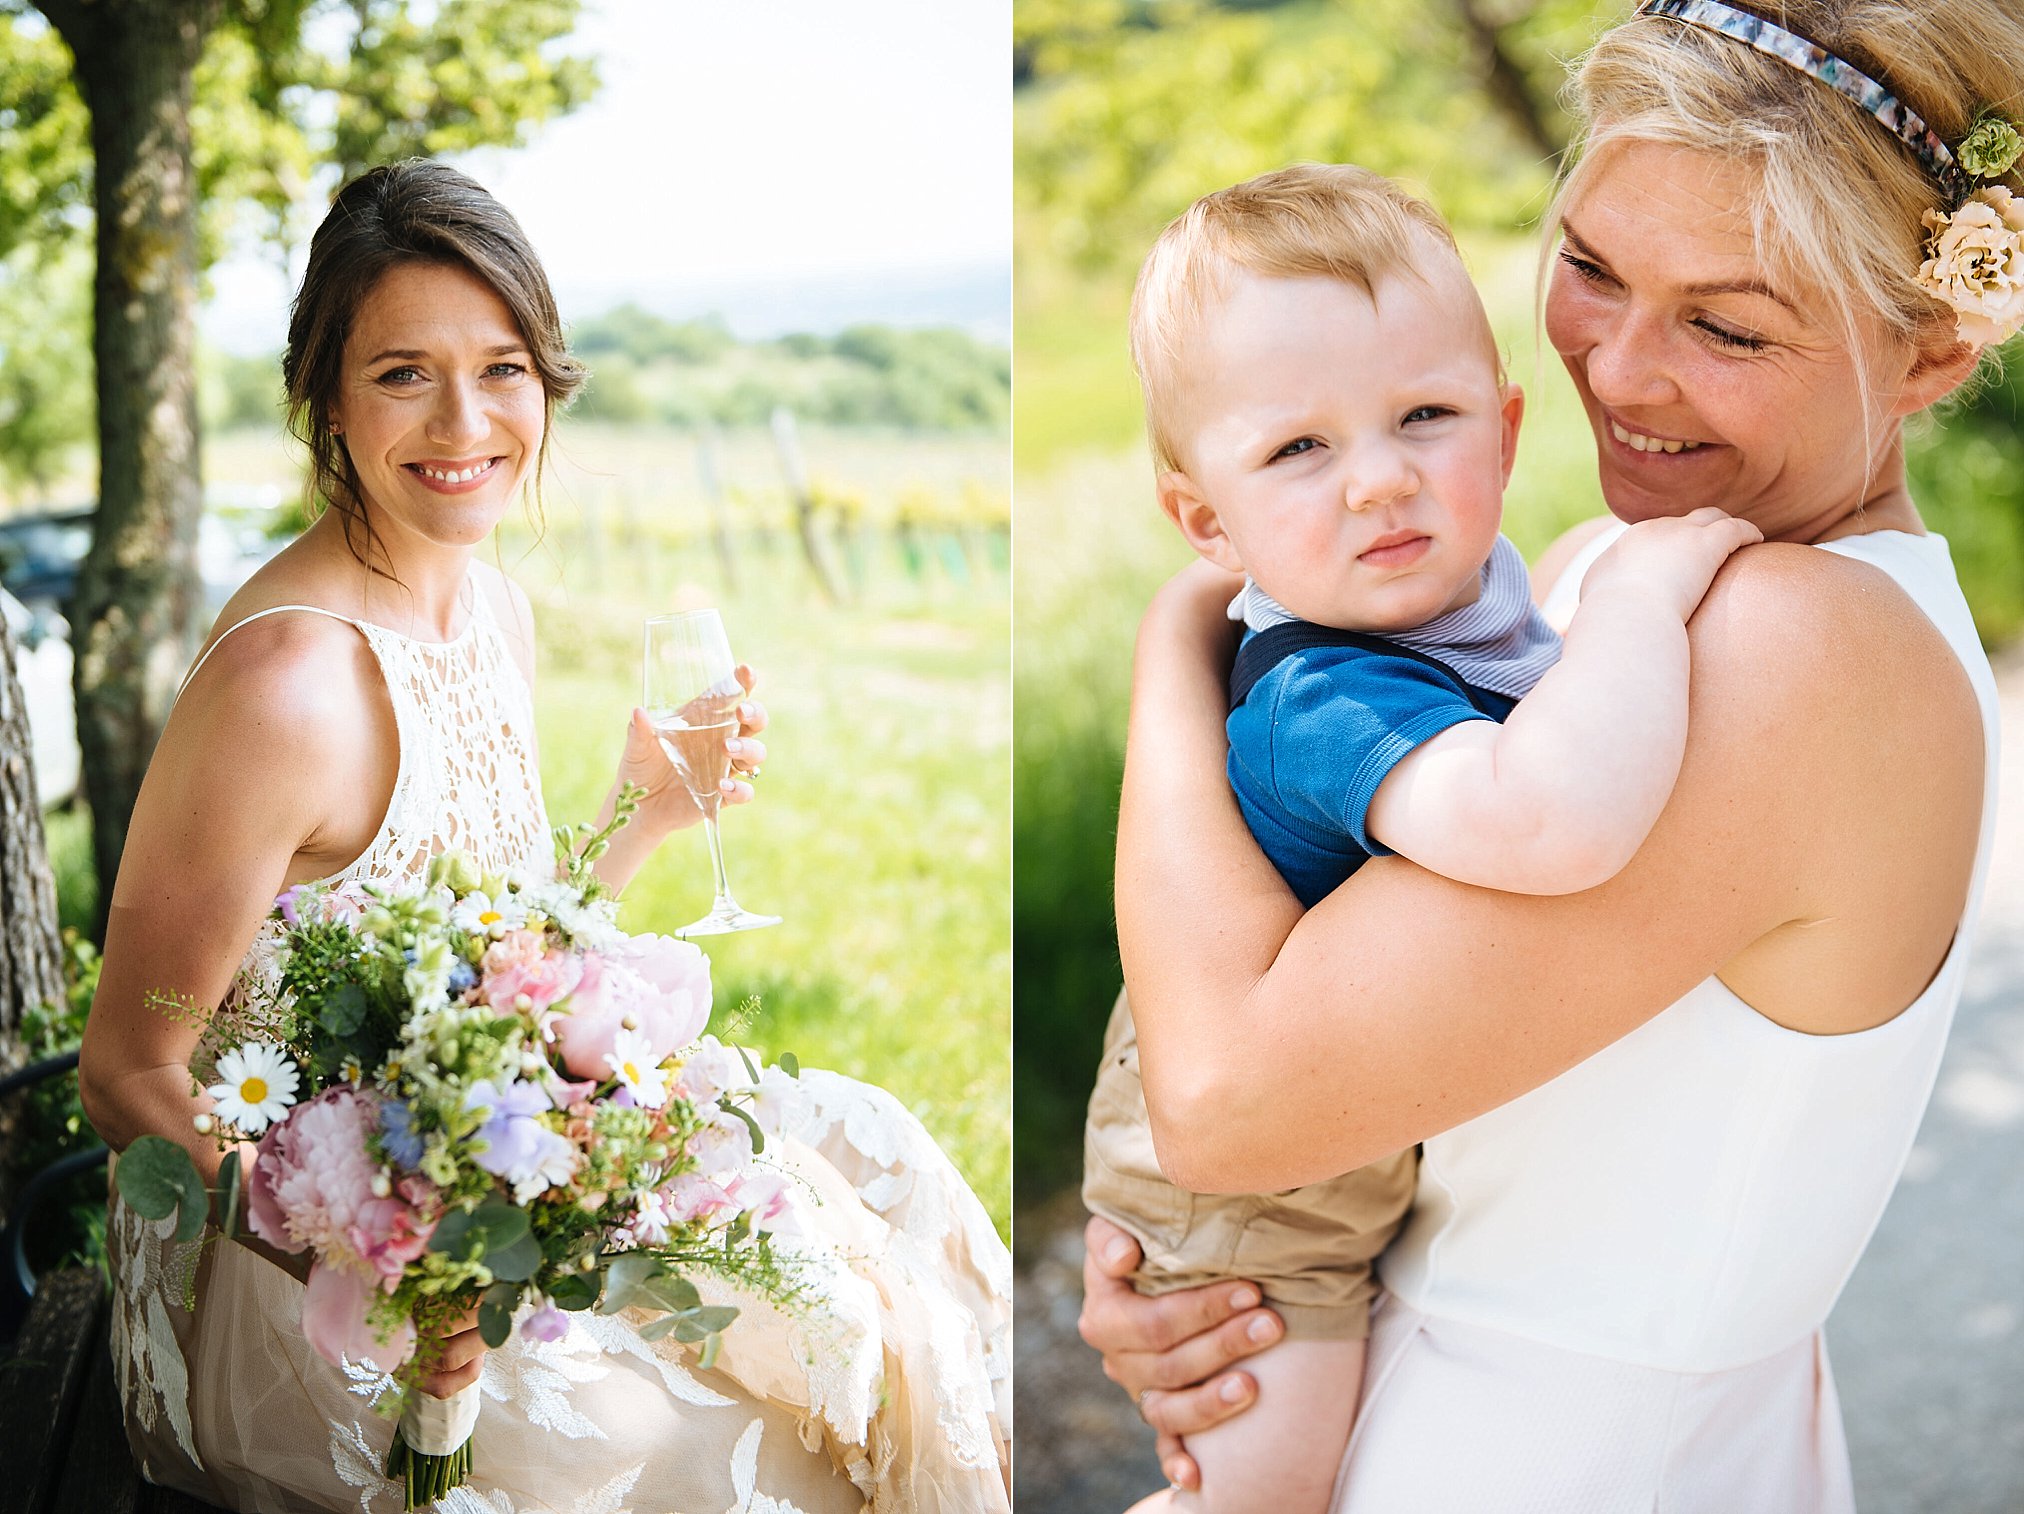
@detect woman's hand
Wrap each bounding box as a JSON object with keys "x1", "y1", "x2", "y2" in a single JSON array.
[
  {"x1": 589, "y1": 665, "x2": 770, "y2": 895},
  {"x1": 619, "y1": 663, "x2": 770, "y2": 835},
  {"x1": 416, "y1": 1305, "x2": 488, "y2": 1399},
  {"x1": 1077, "y1": 1215, "x2": 1283, "y2": 1491}
]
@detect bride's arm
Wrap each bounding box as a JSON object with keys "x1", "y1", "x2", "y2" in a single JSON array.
[
  {"x1": 80, "y1": 618, "x2": 384, "y2": 1272},
  {"x1": 1118, "y1": 541, "x2": 1924, "y2": 1193}
]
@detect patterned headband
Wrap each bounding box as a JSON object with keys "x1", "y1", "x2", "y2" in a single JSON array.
[{"x1": 1637, "y1": 0, "x2": 1971, "y2": 205}]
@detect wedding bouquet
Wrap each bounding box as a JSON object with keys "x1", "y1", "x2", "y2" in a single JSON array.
[{"x1": 116, "y1": 791, "x2": 807, "y2": 1509}]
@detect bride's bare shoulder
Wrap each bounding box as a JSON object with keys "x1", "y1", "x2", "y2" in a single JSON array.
[{"x1": 173, "y1": 542, "x2": 384, "y2": 760}]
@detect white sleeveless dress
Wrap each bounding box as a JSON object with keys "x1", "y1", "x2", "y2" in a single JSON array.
[
  {"x1": 106, "y1": 575, "x2": 1011, "y2": 1514},
  {"x1": 1334, "y1": 528, "x2": 2001, "y2": 1514}
]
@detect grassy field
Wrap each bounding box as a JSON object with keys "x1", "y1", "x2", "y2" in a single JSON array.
[{"x1": 51, "y1": 417, "x2": 1011, "y2": 1239}]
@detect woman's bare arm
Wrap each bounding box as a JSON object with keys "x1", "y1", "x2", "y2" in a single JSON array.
[
  {"x1": 79, "y1": 614, "x2": 388, "y2": 1193},
  {"x1": 1118, "y1": 543, "x2": 1982, "y2": 1193}
]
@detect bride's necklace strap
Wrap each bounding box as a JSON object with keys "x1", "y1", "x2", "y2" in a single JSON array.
[{"x1": 1637, "y1": 0, "x2": 1971, "y2": 203}]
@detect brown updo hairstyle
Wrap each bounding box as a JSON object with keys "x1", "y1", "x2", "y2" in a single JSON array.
[
  {"x1": 282, "y1": 160, "x2": 587, "y2": 571},
  {"x1": 1555, "y1": 2, "x2": 2024, "y2": 378}
]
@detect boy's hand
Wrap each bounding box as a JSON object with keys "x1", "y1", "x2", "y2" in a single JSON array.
[{"x1": 1582, "y1": 506, "x2": 1763, "y2": 622}]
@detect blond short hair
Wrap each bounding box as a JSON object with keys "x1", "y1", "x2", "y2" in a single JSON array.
[
  {"x1": 1557, "y1": 1, "x2": 2024, "y2": 370},
  {"x1": 1129, "y1": 163, "x2": 1472, "y2": 474}
]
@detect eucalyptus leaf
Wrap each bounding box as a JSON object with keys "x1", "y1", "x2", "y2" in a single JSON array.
[
  {"x1": 779, "y1": 1052, "x2": 799, "y2": 1080},
  {"x1": 428, "y1": 1207, "x2": 478, "y2": 1257},
  {"x1": 549, "y1": 1271, "x2": 601, "y2": 1311},
  {"x1": 636, "y1": 1313, "x2": 680, "y2": 1342},
  {"x1": 469, "y1": 1203, "x2": 530, "y2": 1251},
  {"x1": 477, "y1": 1288, "x2": 516, "y2": 1348},
  {"x1": 698, "y1": 1333, "x2": 723, "y2": 1371},
  {"x1": 597, "y1": 1252, "x2": 664, "y2": 1314},
  {"x1": 638, "y1": 1276, "x2": 702, "y2": 1315},
  {"x1": 485, "y1": 1230, "x2": 543, "y2": 1283},
  {"x1": 720, "y1": 1100, "x2": 764, "y2": 1156},
  {"x1": 672, "y1": 1318, "x2": 709, "y2": 1343},
  {"x1": 690, "y1": 1305, "x2": 739, "y2": 1334},
  {"x1": 316, "y1": 982, "x2": 366, "y2": 1037},
  {"x1": 115, "y1": 1135, "x2": 210, "y2": 1244}
]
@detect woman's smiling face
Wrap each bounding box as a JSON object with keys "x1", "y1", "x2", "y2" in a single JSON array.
[
  {"x1": 1545, "y1": 141, "x2": 1928, "y2": 543},
  {"x1": 331, "y1": 260, "x2": 546, "y2": 548}
]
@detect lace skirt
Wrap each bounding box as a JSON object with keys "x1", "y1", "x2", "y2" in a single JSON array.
[{"x1": 109, "y1": 1070, "x2": 1011, "y2": 1514}]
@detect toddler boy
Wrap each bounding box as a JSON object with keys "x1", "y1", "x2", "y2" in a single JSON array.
[{"x1": 1083, "y1": 163, "x2": 1758, "y2": 1513}]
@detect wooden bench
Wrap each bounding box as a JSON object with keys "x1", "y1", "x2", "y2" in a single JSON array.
[{"x1": 0, "y1": 1267, "x2": 229, "y2": 1514}]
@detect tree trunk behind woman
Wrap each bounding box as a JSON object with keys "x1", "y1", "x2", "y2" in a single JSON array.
[{"x1": 0, "y1": 613, "x2": 64, "y2": 1205}]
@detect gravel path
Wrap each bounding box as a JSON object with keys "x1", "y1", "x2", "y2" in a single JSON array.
[{"x1": 1014, "y1": 647, "x2": 2024, "y2": 1513}]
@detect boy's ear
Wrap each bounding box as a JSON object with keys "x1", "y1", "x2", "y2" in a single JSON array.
[
  {"x1": 1158, "y1": 470, "x2": 1245, "y2": 575},
  {"x1": 1498, "y1": 384, "x2": 1525, "y2": 489}
]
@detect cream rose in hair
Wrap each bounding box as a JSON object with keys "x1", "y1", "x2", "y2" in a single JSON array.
[{"x1": 1920, "y1": 185, "x2": 2024, "y2": 346}]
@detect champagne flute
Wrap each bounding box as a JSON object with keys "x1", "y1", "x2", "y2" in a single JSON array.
[{"x1": 644, "y1": 610, "x2": 781, "y2": 936}]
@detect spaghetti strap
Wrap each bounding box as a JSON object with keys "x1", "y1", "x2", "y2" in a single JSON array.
[{"x1": 176, "y1": 604, "x2": 361, "y2": 702}]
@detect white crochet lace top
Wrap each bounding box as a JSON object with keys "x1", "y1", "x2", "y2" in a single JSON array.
[{"x1": 175, "y1": 572, "x2": 555, "y2": 904}]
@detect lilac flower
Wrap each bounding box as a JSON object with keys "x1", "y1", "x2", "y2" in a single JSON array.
[
  {"x1": 521, "y1": 1299, "x2": 569, "y2": 1343},
  {"x1": 465, "y1": 1079, "x2": 578, "y2": 1201}
]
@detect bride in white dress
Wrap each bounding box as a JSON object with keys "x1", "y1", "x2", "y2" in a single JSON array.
[
  {"x1": 77, "y1": 160, "x2": 1010, "y2": 1514},
  {"x1": 1081, "y1": 3, "x2": 2015, "y2": 1510}
]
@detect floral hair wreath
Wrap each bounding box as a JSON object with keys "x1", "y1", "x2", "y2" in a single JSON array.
[{"x1": 1638, "y1": 0, "x2": 2024, "y2": 348}]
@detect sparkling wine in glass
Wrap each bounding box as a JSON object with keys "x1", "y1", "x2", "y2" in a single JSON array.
[{"x1": 644, "y1": 610, "x2": 780, "y2": 936}]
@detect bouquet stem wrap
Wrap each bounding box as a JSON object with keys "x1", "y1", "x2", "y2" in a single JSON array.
[{"x1": 386, "y1": 1382, "x2": 481, "y2": 1508}]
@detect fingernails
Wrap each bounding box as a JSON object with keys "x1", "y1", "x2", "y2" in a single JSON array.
[
  {"x1": 738, "y1": 703, "x2": 756, "y2": 721},
  {"x1": 1229, "y1": 1286, "x2": 1259, "y2": 1311},
  {"x1": 1247, "y1": 1314, "x2": 1277, "y2": 1343},
  {"x1": 1104, "y1": 1237, "x2": 1134, "y2": 1267},
  {"x1": 726, "y1": 738, "x2": 745, "y2": 755},
  {"x1": 1163, "y1": 1462, "x2": 1187, "y2": 1486},
  {"x1": 1219, "y1": 1377, "x2": 1248, "y2": 1403}
]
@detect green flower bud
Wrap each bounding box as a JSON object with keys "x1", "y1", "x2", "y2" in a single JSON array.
[{"x1": 1960, "y1": 116, "x2": 2024, "y2": 180}]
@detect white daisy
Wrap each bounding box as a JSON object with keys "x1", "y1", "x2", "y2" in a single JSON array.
[
  {"x1": 449, "y1": 890, "x2": 527, "y2": 939},
  {"x1": 604, "y1": 1028, "x2": 671, "y2": 1109},
  {"x1": 205, "y1": 1042, "x2": 300, "y2": 1135}
]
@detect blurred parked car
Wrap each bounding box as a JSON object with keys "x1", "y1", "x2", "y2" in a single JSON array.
[
  {"x1": 0, "y1": 507, "x2": 92, "y2": 617},
  {"x1": 2, "y1": 586, "x2": 79, "y2": 809},
  {"x1": 0, "y1": 503, "x2": 283, "y2": 621}
]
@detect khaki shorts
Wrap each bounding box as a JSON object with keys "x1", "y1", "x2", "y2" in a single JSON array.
[{"x1": 1081, "y1": 990, "x2": 1417, "y2": 1341}]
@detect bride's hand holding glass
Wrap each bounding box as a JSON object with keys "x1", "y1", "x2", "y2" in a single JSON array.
[
  {"x1": 619, "y1": 662, "x2": 769, "y2": 830},
  {"x1": 584, "y1": 665, "x2": 767, "y2": 898}
]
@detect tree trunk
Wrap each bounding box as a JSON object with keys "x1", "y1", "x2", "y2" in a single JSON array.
[
  {"x1": 1456, "y1": 0, "x2": 1567, "y2": 165},
  {"x1": 39, "y1": 0, "x2": 221, "y2": 938},
  {"x1": 0, "y1": 614, "x2": 63, "y2": 1080}
]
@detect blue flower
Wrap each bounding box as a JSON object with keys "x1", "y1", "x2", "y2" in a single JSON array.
[
  {"x1": 447, "y1": 960, "x2": 478, "y2": 994},
  {"x1": 378, "y1": 1098, "x2": 425, "y2": 1170}
]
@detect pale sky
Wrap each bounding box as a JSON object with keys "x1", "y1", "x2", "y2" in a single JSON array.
[{"x1": 202, "y1": 0, "x2": 1011, "y2": 353}]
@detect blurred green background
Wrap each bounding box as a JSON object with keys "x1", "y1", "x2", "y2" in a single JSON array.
[{"x1": 1011, "y1": 0, "x2": 2024, "y2": 1221}]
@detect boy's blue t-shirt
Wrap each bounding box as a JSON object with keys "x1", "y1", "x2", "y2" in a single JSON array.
[{"x1": 1226, "y1": 630, "x2": 1517, "y2": 908}]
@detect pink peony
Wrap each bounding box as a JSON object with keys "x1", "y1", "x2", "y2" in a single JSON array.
[
  {"x1": 347, "y1": 1195, "x2": 436, "y2": 1287},
  {"x1": 483, "y1": 938, "x2": 584, "y2": 1015},
  {"x1": 303, "y1": 1260, "x2": 416, "y2": 1372},
  {"x1": 246, "y1": 1087, "x2": 384, "y2": 1258},
  {"x1": 726, "y1": 1171, "x2": 795, "y2": 1235},
  {"x1": 547, "y1": 935, "x2": 711, "y2": 1081},
  {"x1": 661, "y1": 1174, "x2": 735, "y2": 1225}
]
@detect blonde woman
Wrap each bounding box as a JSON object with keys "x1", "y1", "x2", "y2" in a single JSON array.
[{"x1": 1080, "y1": 2, "x2": 2018, "y2": 1508}]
